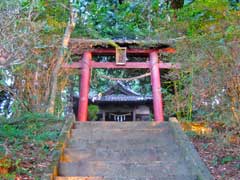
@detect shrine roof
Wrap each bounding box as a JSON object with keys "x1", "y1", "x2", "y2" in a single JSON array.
[
  {"x1": 90, "y1": 95, "x2": 152, "y2": 104},
  {"x1": 70, "y1": 38, "x2": 173, "y2": 55},
  {"x1": 89, "y1": 81, "x2": 152, "y2": 103},
  {"x1": 102, "y1": 81, "x2": 140, "y2": 96}
]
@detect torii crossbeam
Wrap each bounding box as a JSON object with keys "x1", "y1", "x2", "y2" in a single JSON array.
[{"x1": 63, "y1": 39, "x2": 180, "y2": 122}]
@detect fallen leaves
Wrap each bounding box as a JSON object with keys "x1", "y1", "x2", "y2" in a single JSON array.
[
  {"x1": 0, "y1": 118, "x2": 64, "y2": 179},
  {"x1": 181, "y1": 121, "x2": 240, "y2": 145},
  {"x1": 190, "y1": 135, "x2": 240, "y2": 180},
  {"x1": 180, "y1": 121, "x2": 212, "y2": 135}
]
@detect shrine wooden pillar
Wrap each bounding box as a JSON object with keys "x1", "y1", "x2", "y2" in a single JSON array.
[
  {"x1": 78, "y1": 52, "x2": 92, "y2": 122},
  {"x1": 150, "y1": 51, "x2": 164, "y2": 122}
]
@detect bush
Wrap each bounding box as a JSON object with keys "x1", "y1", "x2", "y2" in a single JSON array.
[{"x1": 88, "y1": 105, "x2": 99, "y2": 121}]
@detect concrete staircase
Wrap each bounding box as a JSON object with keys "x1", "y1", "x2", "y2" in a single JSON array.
[{"x1": 55, "y1": 122, "x2": 198, "y2": 180}]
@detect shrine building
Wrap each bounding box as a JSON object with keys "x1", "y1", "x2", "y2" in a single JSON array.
[{"x1": 89, "y1": 81, "x2": 152, "y2": 121}]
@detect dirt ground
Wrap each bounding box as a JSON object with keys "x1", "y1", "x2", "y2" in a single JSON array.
[{"x1": 190, "y1": 135, "x2": 240, "y2": 180}]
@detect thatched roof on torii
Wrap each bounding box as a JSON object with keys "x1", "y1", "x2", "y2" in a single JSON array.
[{"x1": 69, "y1": 38, "x2": 173, "y2": 55}]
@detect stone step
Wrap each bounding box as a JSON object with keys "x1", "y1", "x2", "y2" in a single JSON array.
[
  {"x1": 55, "y1": 177, "x2": 103, "y2": 180},
  {"x1": 67, "y1": 138, "x2": 173, "y2": 149},
  {"x1": 62, "y1": 146, "x2": 180, "y2": 163},
  {"x1": 71, "y1": 126, "x2": 171, "y2": 141},
  {"x1": 56, "y1": 121, "x2": 212, "y2": 180},
  {"x1": 56, "y1": 176, "x2": 196, "y2": 180},
  {"x1": 73, "y1": 122, "x2": 166, "y2": 130},
  {"x1": 58, "y1": 161, "x2": 195, "y2": 180}
]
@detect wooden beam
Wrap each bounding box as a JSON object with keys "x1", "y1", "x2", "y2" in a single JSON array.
[
  {"x1": 63, "y1": 61, "x2": 180, "y2": 69},
  {"x1": 90, "y1": 49, "x2": 155, "y2": 56},
  {"x1": 92, "y1": 62, "x2": 149, "y2": 69},
  {"x1": 89, "y1": 48, "x2": 176, "y2": 56}
]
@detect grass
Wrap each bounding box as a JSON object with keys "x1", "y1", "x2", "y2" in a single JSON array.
[{"x1": 0, "y1": 113, "x2": 65, "y2": 179}]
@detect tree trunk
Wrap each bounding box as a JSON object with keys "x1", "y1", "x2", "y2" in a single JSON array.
[
  {"x1": 170, "y1": 0, "x2": 184, "y2": 9},
  {"x1": 119, "y1": 0, "x2": 124, "y2": 4},
  {"x1": 47, "y1": 1, "x2": 78, "y2": 114}
]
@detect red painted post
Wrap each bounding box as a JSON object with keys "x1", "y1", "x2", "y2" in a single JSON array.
[
  {"x1": 150, "y1": 51, "x2": 164, "y2": 122},
  {"x1": 78, "y1": 52, "x2": 92, "y2": 122}
]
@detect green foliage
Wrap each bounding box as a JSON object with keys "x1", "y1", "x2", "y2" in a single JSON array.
[
  {"x1": 0, "y1": 173, "x2": 16, "y2": 180},
  {"x1": 21, "y1": 0, "x2": 69, "y2": 33},
  {"x1": 0, "y1": 0, "x2": 73, "y2": 117},
  {"x1": 185, "y1": 130, "x2": 198, "y2": 138},
  {"x1": 75, "y1": 0, "x2": 164, "y2": 39},
  {"x1": 88, "y1": 105, "x2": 99, "y2": 121},
  {"x1": 74, "y1": 0, "x2": 239, "y2": 40},
  {"x1": 15, "y1": 112, "x2": 61, "y2": 121},
  {"x1": 235, "y1": 157, "x2": 240, "y2": 169},
  {"x1": 212, "y1": 156, "x2": 219, "y2": 167},
  {"x1": 211, "y1": 155, "x2": 237, "y2": 167},
  {"x1": 0, "y1": 158, "x2": 12, "y2": 168},
  {"x1": 221, "y1": 155, "x2": 234, "y2": 164},
  {"x1": 0, "y1": 112, "x2": 63, "y2": 146},
  {"x1": 174, "y1": 0, "x2": 240, "y2": 39},
  {"x1": 91, "y1": 69, "x2": 152, "y2": 96},
  {"x1": 229, "y1": 0, "x2": 240, "y2": 9},
  {"x1": 0, "y1": 112, "x2": 64, "y2": 178}
]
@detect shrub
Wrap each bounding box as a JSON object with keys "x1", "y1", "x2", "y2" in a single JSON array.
[{"x1": 88, "y1": 105, "x2": 99, "y2": 121}]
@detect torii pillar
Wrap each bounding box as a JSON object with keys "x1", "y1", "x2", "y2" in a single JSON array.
[
  {"x1": 150, "y1": 51, "x2": 164, "y2": 122},
  {"x1": 78, "y1": 52, "x2": 91, "y2": 122}
]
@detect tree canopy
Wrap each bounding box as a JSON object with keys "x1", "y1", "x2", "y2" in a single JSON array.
[{"x1": 0, "y1": 0, "x2": 239, "y2": 125}]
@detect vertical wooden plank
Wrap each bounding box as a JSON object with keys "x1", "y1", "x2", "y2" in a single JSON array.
[
  {"x1": 102, "y1": 111, "x2": 106, "y2": 121},
  {"x1": 133, "y1": 108, "x2": 136, "y2": 121}
]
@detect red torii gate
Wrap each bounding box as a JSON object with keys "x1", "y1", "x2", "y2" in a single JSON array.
[{"x1": 63, "y1": 39, "x2": 179, "y2": 122}]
